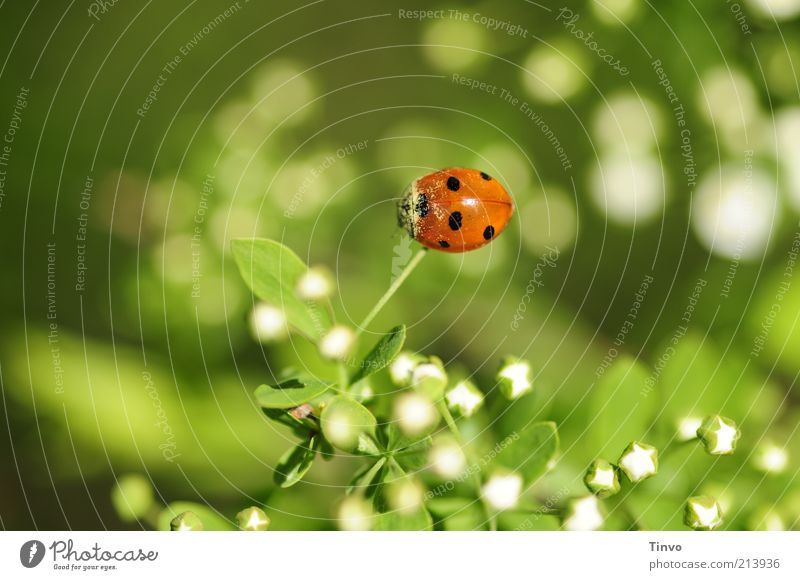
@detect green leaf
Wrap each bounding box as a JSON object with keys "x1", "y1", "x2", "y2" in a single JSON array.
[
  {"x1": 231, "y1": 238, "x2": 330, "y2": 339},
  {"x1": 350, "y1": 325, "x2": 406, "y2": 384},
  {"x1": 111, "y1": 474, "x2": 154, "y2": 523},
  {"x1": 320, "y1": 395, "x2": 378, "y2": 453},
  {"x1": 590, "y1": 355, "x2": 657, "y2": 458},
  {"x1": 494, "y1": 421, "x2": 559, "y2": 484},
  {"x1": 255, "y1": 379, "x2": 331, "y2": 409},
  {"x1": 274, "y1": 437, "x2": 319, "y2": 488},
  {"x1": 427, "y1": 497, "x2": 487, "y2": 530},
  {"x1": 347, "y1": 457, "x2": 387, "y2": 495},
  {"x1": 373, "y1": 506, "x2": 433, "y2": 531},
  {"x1": 157, "y1": 502, "x2": 235, "y2": 531}
]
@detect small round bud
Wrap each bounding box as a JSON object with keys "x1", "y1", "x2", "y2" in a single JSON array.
[
  {"x1": 428, "y1": 437, "x2": 467, "y2": 479},
  {"x1": 496, "y1": 356, "x2": 532, "y2": 400},
  {"x1": 482, "y1": 472, "x2": 523, "y2": 511},
  {"x1": 350, "y1": 379, "x2": 374, "y2": 403},
  {"x1": 111, "y1": 474, "x2": 154, "y2": 523},
  {"x1": 618, "y1": 441, "x2": 658, "y2": 483},
  {"x1": 386, "y1": 478, "x2": 426, "y2": 515},
  {"x1": 562, "y1": 495, "x2": 604, "y2": 531},
  {"x1": 236, "y1": 507, "x2": 271, "y2": 531},
  {"x1": 748, "y1": 507, "x2": 786, "y2": 531},
  {"x1": 389, "y1": 352, "x2": 423, "y2": 386},
  {"x1": 393, "y1": 392, "x2": 438, "y2": 437},
  {"x1": 583, "y1": 459, "x2": 620, "y2": 498},
  {"x1": 319, "y1": 325, "x2": 356, "y2": 361},
  {"x1": 320, "y1": 396, "x2": 377, "y2": 454},
  {"x1": 684, "y1": 496, "x2": 723, "y2": 530},
  {"x1": 337, "y1": 495, "x2": 374, "y2": 531},
  {"x1": 445, "y1": 379, "x2": 484, "y2": 417},
  {"x1": 676, "y1": 416, "x2": 702, "y2": 442},
  {"x1": 752, "y1": 441, "x2": 788, "y2": 474},
  {"x1": 249, "y1": 303, "x2": 288, "y2": 342},
  {"x1": 697, "y1": 415, "x2": 740, "y2": 455},
  {"x1": 170, "y1": 511, "x2": 204, "y2": 531},
  {"x1": 296, "y1": 266, "x2": 334, "y2": 300}
]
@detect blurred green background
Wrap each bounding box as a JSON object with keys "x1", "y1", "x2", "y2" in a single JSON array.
[{"x1": 1, "y1": 0, "x2": 799, "y2": 530}]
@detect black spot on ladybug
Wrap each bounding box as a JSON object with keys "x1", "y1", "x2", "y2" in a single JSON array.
[
  {"x1": 447, "y1": 176, "x2": 461, "y2": 191},
  {"x1": 438, "y1": 240, "x2": 450, "y2": 248},
  {"x1": 480, "y1": 172, "x2": 492, "y2": 181},
  {"x1": 416, "y1": 194, "x2": 429, "y2": 217},
  {"x1": 483, "y1": 225, "x2": 495, "y2": 240},
  {"x1": 449, "y1": 211, "x2": 463, "y2": 231}
]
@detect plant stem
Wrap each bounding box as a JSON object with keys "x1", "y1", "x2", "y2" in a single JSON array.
[
  {"x1": 356, "y1": 247, "x2": 427, "y2": 335},
  {"x1": 437, "y1": 401, "x2": 498, "y2": 531},
  {"x1": 337, "y1": 362, "x2": 350, "y2": 390}
]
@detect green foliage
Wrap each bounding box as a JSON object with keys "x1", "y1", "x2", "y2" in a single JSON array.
[
  {"x1": 134, "y1": 237, "x2": 775, "y2": 532},
  {"x1": 158, "y1": 502, "x2": 235, "y2": 531},
  {"x1": 493, "y1": 421, "x2": 559, "y2": 485}
]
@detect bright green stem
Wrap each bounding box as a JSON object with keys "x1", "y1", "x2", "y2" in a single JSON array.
[
  {"x1": 357, "y1": 247, "x2": 427, "y2": 336},
  {"x1": 437, "y1": 401, "x2": 498, "y2": 532}
]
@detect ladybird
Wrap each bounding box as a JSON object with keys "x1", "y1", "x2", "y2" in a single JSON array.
[{"x1": 397, "y1": 167, "x2": 514, "y2": 253}]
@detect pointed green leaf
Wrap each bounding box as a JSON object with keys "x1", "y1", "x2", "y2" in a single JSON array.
[
  {"x1": 494, "y1": 421, "x2": 559, "y2": 484},
  {"x1": 231, "y1": 238, "x2": 331, "y2": 339},
  {"x1": 373, "y1": 506, "x2": 433, "y2": 531},
  {"x1": 320, "y1": 395, "x2": 378, "y2": 454},
  {"x1": 274, "y1": 437, "x2": 319, "y2": 488},
  {"x1": 350, "y1": 325, "x2": 406, "y2": 384},
  {"x1": 255, "y1": 379, "x2": 331, "y2": 409}
]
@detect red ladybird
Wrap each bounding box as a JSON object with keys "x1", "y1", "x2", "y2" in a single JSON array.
[{"x1": 397, "y1": 168, "x2": 514, "y2": 253}]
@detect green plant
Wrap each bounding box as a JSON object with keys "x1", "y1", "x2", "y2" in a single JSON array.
[{"x1": 113, "y1": 236, "x2": 754, "y2": 531}]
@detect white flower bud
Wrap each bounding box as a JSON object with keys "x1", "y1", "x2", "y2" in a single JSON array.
[
  {"x1": 562, "y1": 495, "x2": 604, "y2": 531},
  {"x1": 482, "y1": 472, "x2": 523, "y2": 511},
  {"x1": 697, "y1": 415, "x2": 740, "y2": 455},
  {"x1": 412, "y1": 360, "x2": 447, "y2": 384},
  {"x1": 684, "y1": 496, "x2": 723, "y2": 530},
  {"x1": 319, "y1": 325, "x2": 356, "y2": 361},
  {"x1": 394, "y1": 392, "x2": 438, "y2": 437},
  {"x1": 583, "y1": 459, "x2": 620, "y2": 498},
  {"x1": 676, "y1": 416, "x2": 703, "y2": 441},
  {"x1": 428, "y1": 437, "x2": 467, "y2": 479},
  {"x1": 752, "y1": 441, "x2": 788, "y2": 474},
  {"x1": 618, "y1": 441, "x2": 658, "y2": 483},
  {"x1": 748, "y1": 508, "x2": 786, "y2": 531},
  {"x1": 249, "y1": 303, "x2": 288, "y2": 342},
  {"x1": 445, "y1": 380, "x2": 484, "y2": 417},
  {"x1": 296, "y1": 266, "x2": 334, "y2": 300},
  {"x1": 236, "y1": 507, "x2": 271, "y2": 531},
  {"x1": 497, "y1": 357, "x2": 532, "y2": 400},
  {"x1": 337, "y1": 495, "x2": 374, "y2": 531}
]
